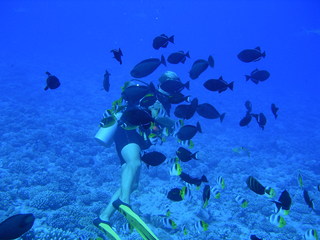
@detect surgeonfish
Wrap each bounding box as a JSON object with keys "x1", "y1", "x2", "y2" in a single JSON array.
[
  {"x1": 174, "y1": 98, "x2": 198, "y2": 120},
  {"x1": 250, "y1": 235, "x2": 263, "y2": 240},
  {"x1": 239, "y1": 113, "x2": 252, "y2": 127},
  {"x1": 153, "y1": 34, "x2": 174, "y2": 50},
  {"x1": 110, "y1": 48, "x2": 123, "y2": 64},
  {"x1": 271, "y1": 103, "x2": 279, "y2": 119},
  {"x1": 237, "y1": 47, "x2": 266, "y2": 63},
  {"x1": 304, "y1": 229, "x2": 318, "y2": 240},
  {"x1": 176, "y1": 122, "x2": 202, "y2": 141},
  {"x1": 179, "y1": 172, "x2": 208, "y2": 187},
  {"x1": 141, "y1": 151, "x2": 166, "y2": 167},
  {"x1": 167, "y1": 51, "x2": 190, "y2": 64},
  {"x1": 269, "y1": 213, "x2": 286, "y2": 228},
  {"x1": 44, "y1": 71, "x2": 60, "y2": 90},
  {"x1": 130, "y1": 55, "x2": 166, "y2": 78},
  {"x1": 167, "y1": 187, "x2": 187, "y2": 202},
  {"x1": 176, "y1": 147, "x2": 198, "y2": 162},
  {"x1": 245, "y1": 69, "x2": 270, "y2": 84},
  {"x1": 196, "y1": 103, "x2": 225, "y2": 122},
  {"x1": 0, "y1": 214, "x2": 35, "y2": 240},
  {"x1": 189, "y1": 56, "x2": 214, "y2": 80},
  {"x1": 103, "y1": 70, "x2": 111, "y2": 92},
  {"x1": 251, "y1": 113, "x2": 267, "y2": 130},
  {"x1": 160, "y1": 80, "x2": 190, "y2": 94},
  {"x1": 235, "y1": 195, "x2": 248, "y2": 208},
  {"x1": 272, "y1": 190, "x2": 292, "y2": 215},
  {"x1": 303, "y1": 190, "x2": 314, "y2": 209},
  {"x1": 203, "y1": 76, "x2": 234, "y2": 93}
]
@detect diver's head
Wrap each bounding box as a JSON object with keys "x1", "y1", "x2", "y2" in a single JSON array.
[{"x1": 158, "y1": 71, "x2": 181, "y2": 84}]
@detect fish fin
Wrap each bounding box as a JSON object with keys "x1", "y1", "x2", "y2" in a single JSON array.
[
  {"x1": 44, "y1": 86, "x2": 49, "y2": 91},
  {"x1": 261, "y1": 51, "x2": 266, "y2": 58},
  {"x1": 181, "y1": 57, "x2": 186, "y2": 64},
  {"x1": 220, "y1": 113, "x2": 226, "y2": 123},
  {"x1": 208, "y1": 55, "x2": 214, "y2": 67},
  {"x1": 168, "y1": 35, "x2": 174, "y2": 43},
  {"x1": 162, "y1": 42, "x2": 169, "y2": 48},
  {"x1": 45, "y1": 71, "x2": 51, "y2": 76},
  {"x1": 119, "y1": 48, "x2": 123, "y2": 56},
  {"x1": 245, "y1": 75, "x2": 251, "y2": 81},
  {"x1": 185, "y1": 51, "x2": 190, "y2": 58},
  {"x1": 185, "y1": 81, "x2": 190, "y2": 90},
  {"x1": 255, "y1": 46, "x2": 261, "y2": 52},
  {"x1": 161, "y1": 55, "x2": 167, "y2": 66},
  {"x1": 228, "y1": 81, "x2": 234, "y2": 91}
]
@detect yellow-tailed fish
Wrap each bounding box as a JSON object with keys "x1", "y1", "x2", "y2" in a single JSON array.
[
  {"x1": 216, "y1": 176, "x2": 225, "y2": 189},
  {"x1": 169, "y1": 163, "x2": 182, "y2": 176},
  {"x1": 194, "y1": 220, "x2": 209, "y2": 233},
  {"x1": 235, "y1": 195, "x2": 248, "y2": 208},
  {"x1": 304, "y1": 229, "x2": 318, "y2": 240},
  {"x1": 210, "y1": 186, "x2": 221, "y2": 199},
  {"x1": 298, "y1": 172, "x2": 304, "y2": 189},
  {"x1": 269, "y1": 213, "x2": 286, "y2": 228}
]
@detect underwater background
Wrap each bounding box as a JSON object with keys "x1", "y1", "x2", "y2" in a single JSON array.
[{"x1": 0, "y1": 0, "x2": 319, "y2": 239}]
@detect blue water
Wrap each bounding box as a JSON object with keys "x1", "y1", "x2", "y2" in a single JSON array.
[{"x1": 0, "y1": 1, "x2": 319, "y2": 239}]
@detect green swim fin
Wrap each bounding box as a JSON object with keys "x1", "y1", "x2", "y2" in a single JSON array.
[
  {"x1": 93, "y1": 218, "x2": 122, "y2": 240},
  {"x1": 113, "y1": 199, "x2": 159, "y2": 240}
]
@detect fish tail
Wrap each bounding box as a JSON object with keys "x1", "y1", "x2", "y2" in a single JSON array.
[
  {"x1": 208, "y1": 55, "x2": 214, "y2": 68},
  {"x1": 119, "y1": 48, "x2": 123, "y2": 56},
  {"x1": 185, "y1": 51, "x2": 190, "y2": 58},
  {"x1": 220, "y1": 113, "x2": 226, "y2": 123},
  {"x1": 44, "y1": 86, "x2": 49, "y2": 91},
  {"x1": 161, "y1": 55, "x2": 167, "y2": 66},
  {"x1": 228, "y1": 81, "x2": 234, "y2": 91},
  {"x1": 245, "y1": 75, "x2": 251, "y2": 81},
  {"x1": 196, "y1": 122, "x2": 202, "y2": 133},
  {"x1": 168, "y1": 35, "x2": 174, "y2": 43},
  {"x1": 262, "y1": 51, "x2": 266, "y2": 58}
]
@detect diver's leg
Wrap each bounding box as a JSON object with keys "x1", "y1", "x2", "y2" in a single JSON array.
[
  {"x1": 99, "y1": 164, "x2": 126, "y2": 221},
  {"x1": 119, "y1": 143, "x2": 142, "y2": 204}
]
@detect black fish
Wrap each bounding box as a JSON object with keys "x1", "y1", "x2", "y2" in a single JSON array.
[
  {"x1": 252, "y1": 113, "x2": 267, "y2": 130},
  {"x1": 176, "y1": 147, "x2": 198, "y2": 162},
  {"x1": 139, "y1": 94, "x2": 157, "y2": 108},
  {"x1": 303, "y1": 190, "x2": 314, "y2": 209},
  {"x1": 246, "y1": 176, "x2": 265, "y2": 195},
  {"x1": 122, "y1": 84, "x2": 151, "y2": 104},
  {"x1": 272, "y1": 190, "x2": 292, "y2": 212},
  {"x1": 130, "y1": 55, "x2": 166, "y2": 78},
  {"x1": 250, "y1": 235, "x2": 262, "y2": 240},
  {"x1": 237, "y1": 47, "x2": 266, "y2": 63},
  {"x1": 167, "y1": 51, "x2": 190, "y2": 64},
  {"x1": 0, "y1": 214, "x2": 35, "y2": 240},
  {"x1": 141, "y1": 151, "x2": 166, "y2": 167},
  {"x1": 44, "y1": 72, "x2": 60, "y2": 90},
  {"x1": 245, "y1": 100, "x2": 252, "y2": 113},
  {"x1": 196, "y1": 103, "x2": 225, "y2": 122},
  {"x1": 203, "y1": 185, "x2": 211, "y2": 208},
  {"x1": 189, "y1": 56, "x2": 214, "y2": 80},
  {"x1": 180, "y1": 172, "x2": 207, "y2": 186},
  {"x1": 111, "y1": 48, "x2": 123, "y2": 64},
  {"x1": 245, "y1": 69, "x2": 270, "y2": 84},
  {"x1": 121, "y1": 107, "x2": 153, "y2": 127},
  {"x1": 203, "y1": 76, "x2": 234, "y2": 93},
  {"x1": 239, "y1": 113, "x2": 252, "y2": 127},
  {"x1": 168, "y1": 93, "x2": 190, "y2": 104},
  {"x1": 160, "y1": 80, "x2": 189, "y2": 94},
  {"x1": 176, "y1": 122, "x2": 202, "y2": 141},
  {"x1": 103, "y1": 70, "x2": 111, "y2": 92},
  {"x1": 167, "y1": 187, "x2": 185, "y2": 202},
  {"x1": 271, "y1": 103, "x2": 279, "y2": 119},
  {"x1": 174, "y1": 98, "x2": 198, "y2": 120},
  {"x1": 153, "y1": 34, "x2": 174, "y2": 50}
]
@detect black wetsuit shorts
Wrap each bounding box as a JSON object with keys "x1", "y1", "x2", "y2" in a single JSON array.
[{"x1": 114, "y1": 126, "x2": 151, "y2": 165}]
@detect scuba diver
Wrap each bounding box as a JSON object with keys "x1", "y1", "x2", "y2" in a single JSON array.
[{"x1": 93, "y1": 71, "x2": 183, "y2": 240}]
